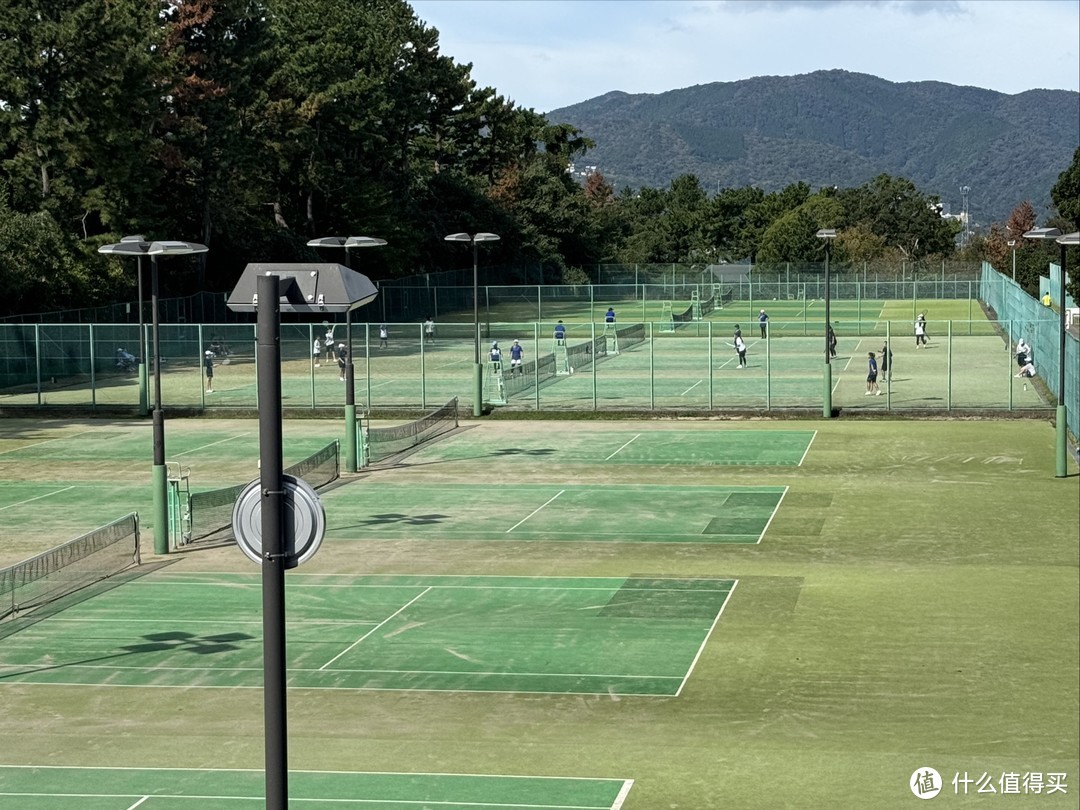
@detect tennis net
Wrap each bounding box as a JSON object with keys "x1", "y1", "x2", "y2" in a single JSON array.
[
  {"x1": 364, "y1": 397, "x2": 459, "y2": 465},
  {"x1": 185, "y1": 440, "x2": 340, "y2": 544},
  {"x1": 0, "y1": 513, "x2": 140, "y2": 620},
  {"x1": 503, "y1": 325, "x2": 646, "y2": 398}
]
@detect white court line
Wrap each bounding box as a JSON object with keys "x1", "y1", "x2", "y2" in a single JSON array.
[
  {"x1": 604, "y1": 435, "x2": 640, "y2": 461},
  {"x1": 173, "y1": 433, "x2": 249, "y2": 457},
  {"x1": 797, "y1": 431, "x2": 818, "y2": 466},
  {"x1": 0, "y1": 486, "x2": 74, "y2": 512},
  {"x1": 679, "y1": 380, "x2": 703, "y2": 396},
  {"x1": 832, "y1": 338, "x2": 862, "y2": 394},
  {"x1": 612, "y1": 779, "x2": 635, "y2": 809},
  {"x1": 125, "y1": 797, "x2": 150, "y2": 810},
  {"x1": 755, "y1": 486, "x2": 790, "y2": 544},
  {"x1": 506, "y1": 490, "x2": 565, "y2": 532},
  {"x1": 675, "y1": 579, "x2": 739, "y2": 697},
  {"x1": 319, "y1": 587, "x2": 432, "y2": 670},
  {"x1": 0, "y1": 431, "x2": 93, "y2": 457}
]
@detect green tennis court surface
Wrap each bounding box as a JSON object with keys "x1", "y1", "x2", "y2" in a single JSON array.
[
  {"x1": 415, "y1": 428, "x2": 815, "y2": 466},
  {"x1": 0, "y1": 765, "x2": 633, "y2": 809},
  {"x1": 322, "y1": 484, "x2": 786, "y2": 544},
  {"x1": 0, "y1": 573, "x2": 736, "y2": 696}
]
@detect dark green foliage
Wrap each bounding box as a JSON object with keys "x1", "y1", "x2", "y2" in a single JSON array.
[{"x1": 0, "y1": 8, "x2": 1074, "y2": 318}]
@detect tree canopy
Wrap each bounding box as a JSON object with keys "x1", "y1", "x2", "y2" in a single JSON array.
[{"x1": 0, "y1": 0, "x2": 1073, "y2": 317}]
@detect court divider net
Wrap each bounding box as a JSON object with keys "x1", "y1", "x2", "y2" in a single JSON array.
[
  {"x1": 364, "y1": 397, "x2": 459, "y2": 465},
  {"x1": 0, "y1": 513, "x2": 140, "y2": 620},
  {"x1": 184, "y1": 440, "x2": 340, "y2": 545},
  {"x1": 503, "y1": 324, "x2": 646, "y2": 399}
]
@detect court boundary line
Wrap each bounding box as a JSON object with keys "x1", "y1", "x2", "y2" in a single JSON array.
[
  {"x1": 675, "y1": 579, "x2": 738, "y2": 697},
  {"x1": 173, "y1": 433, "x2": 250, "y2": 457},
  {"x1": 506, "y1": 490, "x2": 565, "y2": 532},
  {"x1": 319, "y1": 586, "x2": 432, "y2": 670},
  {"x1": 754, "y1": 486, "x2": 790, "y2": 544},
  {"x1": 796, "y1": 431, "x2": 817, "y2": 466},
  {"x1": 0, "y1": 486, "x2": 75, "y2": 512},
  {"x1": 0, "y1": 764, "x2": 634, "y2": 809},
  {"x1": 603, "y1": 434, "x2": 640, "y2": 460}
]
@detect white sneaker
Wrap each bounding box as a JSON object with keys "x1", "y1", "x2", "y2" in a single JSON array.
[{"x1": 876, "y1": 391, "x2": 882, "y2": 395}]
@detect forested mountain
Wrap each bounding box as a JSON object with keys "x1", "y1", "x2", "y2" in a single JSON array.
[{"x1": 547, "y1": 71, "x2": 1079, "y2": 226}]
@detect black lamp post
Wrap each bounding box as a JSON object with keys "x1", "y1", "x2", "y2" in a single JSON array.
[
  {"x1": 444, "y1": 232, "x2": 500, "y2": 416},
  {"x1": 307, "y1": 237, "x2": 387, "y2": 473},
  {"x1": 99, "y1": 239, "x2": 208, "y2": 555},
  {"x1": 816, "y1": 228, "x2": 837, "y2": 418},
  {"x1": 228, "y1": 261, "x2": 378, "y2": 810},
  {"x1": 1023, "y1": 228, "x2": 1078, "y2": 478}
]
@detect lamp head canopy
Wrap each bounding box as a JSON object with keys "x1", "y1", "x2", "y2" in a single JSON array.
[
  {"x1": 98, "y1": 240, "x2": 208, "y2": 256},
  {"x1": 227, "y1": 263, "x2": 378, "y2": 314},
  {"x1": 445, "y1": 232, "x2": 500, "y2": 244}
]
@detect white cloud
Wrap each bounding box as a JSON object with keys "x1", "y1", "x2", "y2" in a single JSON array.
[{"x1": 410, "y1": 0, "x2": 1079, "y2": 111}]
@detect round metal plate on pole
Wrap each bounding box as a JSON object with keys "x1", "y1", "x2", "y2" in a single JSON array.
[{"x1": 232, "y1": 474, "x2": 326, "y2": 568}]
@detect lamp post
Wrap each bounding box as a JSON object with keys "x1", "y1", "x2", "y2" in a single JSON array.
[
  {"x1": 227, "y1": 260, "x2": 377, "y2": 810},
  {"x1": 99, "y1": 240, "x2": 209, "y2": 554},
  {"x1": 816, "y1": 228, "x2": 837, "y2": 418},
  {"x1": 307, "y1": 236, "x2": 387, "y2": 473},
  {"x1": 120, "y1": 235, "x2": 150, "y2": 416},
  {"x1": 1008, "y1": 239, "x2": 1017, "y2": 281},
  {"x1": 1022, "y1": 227, "x2": 1078, "y2": 478},
  {"x1": 445, "y1": 232, "x2": 500, "y2": 416}
]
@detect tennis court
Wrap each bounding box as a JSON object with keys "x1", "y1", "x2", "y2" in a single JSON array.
[
  {"x1": 0, "y1": 415, "x2": 1076, "y2": 809},
  {"x1": 0, "y1": 573, "x2": 736, "y2": 695},
  {"x1": 0, "y1": 765, "x2": 632, "y2": 808},
  {"x1": 0, "y1": 293, "x2": 1058, "y2": 414}
]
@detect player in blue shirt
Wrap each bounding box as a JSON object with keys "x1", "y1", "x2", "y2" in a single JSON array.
[
  {"x1": 509, "y1": 339, "x2": 524, "y2": 375},
  {"x1": 758, "y1": 309, "x2": 768, "y2": 338},
  {"x1": 554, "y1": 321, "x2": 566, "y2": 344},
  {"x1": 866, "y1": 351, "x2": 880, "y2": 395},
  {"x1": 489, "y1": 341, "x2": 502, "y2": 364},
  {"x1": 605, "y1": 307, "x2": 616, "y2": 323}
]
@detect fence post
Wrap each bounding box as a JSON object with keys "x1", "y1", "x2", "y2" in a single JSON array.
[
  {"x1": 649, "y1": 322, "x2": 655, "y2": 411},
  {"x1": 947, "y1": 320, "x2": 953, "y2": 411}
]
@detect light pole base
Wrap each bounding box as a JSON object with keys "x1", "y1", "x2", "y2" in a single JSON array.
[
  {"x1": 345, "y1": 403, "x2": 358, "y2": 473},
  {"x1": 153, "y1": 462, "x2": 169, "y2": 554},
  {"x1": 138, "y1": 363, "x2": 149, "y2": 417},
  {"x1": 823, "y1": 362, "x2": 833, "y2": 418},
  {"x1": 1056, "y1": 405, "x2": 1069, "y2": 478},
  {"x1": 473, "y1": 363, "x2": 484, "y2": 417}
]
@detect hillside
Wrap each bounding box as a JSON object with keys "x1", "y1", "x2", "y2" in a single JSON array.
[{"x1": 546, "y1": 70, "x2": 1079, "y2": 226}]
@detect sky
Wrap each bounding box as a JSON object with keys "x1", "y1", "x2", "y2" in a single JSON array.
[{"x1": 408, "y1": 0, "x2": 1080, "y2": 113}]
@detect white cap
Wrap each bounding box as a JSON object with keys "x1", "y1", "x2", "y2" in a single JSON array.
[
  {"x1": 205, "y1": 350, "x2": 212, "y2": 356},
  {"x1": 513, "y1": 339, "x2": 519, "y2": 343},
  {"x1": 492, "y1": 341, "x2": 498, "y2": 347},
  {"x1": 338, "y1": 342, "x2": 345, "y2": 347}
]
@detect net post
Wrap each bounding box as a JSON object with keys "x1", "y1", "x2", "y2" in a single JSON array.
[{"x1": 358, "y1": 417, "x2": 370, "y2": 468}]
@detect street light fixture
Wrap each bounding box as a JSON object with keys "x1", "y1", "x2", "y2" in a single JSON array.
[
  {"x1": 98, "y1": 239, "x2": 209, "y2": 554},
  {"x1": 444, "y1": 232, "x2": 500, "y2": 416},
  {"x1": 1022, "y1": 227, "x2": 1078, "y2": 478},
  {"x1": 307, "y1": 236, "x2": 387, "y2": 473},
  {"x1": 1007, "y1": 239, "x2": 1017, "y2": 281},
  {"x1": 816, "y1": 228, "x2": 837, "y2": 418},
  {"x1": 227, "y1": 261, "x2": 378, "y2": 810}
]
